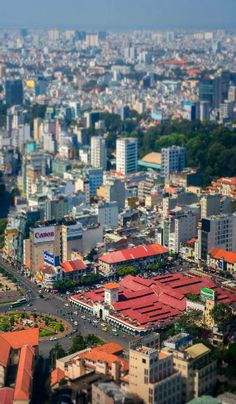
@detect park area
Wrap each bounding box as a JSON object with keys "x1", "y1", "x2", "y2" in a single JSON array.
[
  {"x1": 0, "y1": 312, "x2": 72, "y2": 339},
  {"x1": 0, "y1": 270, "x2": 22, "y2": 305}
]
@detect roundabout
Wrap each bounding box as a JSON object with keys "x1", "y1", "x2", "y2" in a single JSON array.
[{"x1": 0, "y1": 311, "x2": 72, "y2": 340}]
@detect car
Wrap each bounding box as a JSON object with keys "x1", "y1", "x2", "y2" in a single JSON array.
[
  {"x1": 101, "y1": 323, "x2": 106, "y2": 327},
  {"x1": 102, "y1": 327, "x2": 108, "y2": 332},
  {"x1": 112, "y1": 332, "x2": 119, "y2": 336},
  {"x1": 112, "y1": 328, "x2": 117, "y2": 332},
  {"x1": 64, "y1": 303, "x2": 69, "y2": 307},
  {"x1": 74, "y1": 321, "x2": 78, "y2": 326},
  {"x1": 73, "y1": 311, "x2": 78, "y2": 315}
]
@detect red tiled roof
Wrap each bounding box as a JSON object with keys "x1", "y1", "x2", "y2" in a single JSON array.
[
  {"x1": 2, "y1": 328, "x2": 39, "y2": 350},
  {"x1": 0, "y1": 388, "x2": 14, "y2": 404},
  {"x1": 99, "y1": 244, "x2": 168, "y2": 264},
  {"x1": 14, "y1": 345, "x2": 35, "y2": 401},
  {"x1": 61, "y1": 259, "x2": 86, "y2": 273},
  {"x1": 208, "y1": 248, "x2": 236, "y2": 264},
  {"x1": 0, "y1": 336, "x2": 11, "y2": 367},
  {"x1": 51, "y1": 368, "x2": 65, "y2": 387},
  {"x1": 79, "y1": 343, "x2": 128, "y2": 372},
  {"x1": 71, "y1": 273, "x2": 236, "y2": 330}
]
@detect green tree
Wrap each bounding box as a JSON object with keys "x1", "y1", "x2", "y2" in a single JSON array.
[
  {"x1": 69, "y1": 333, "x2": 86, "y2": 354},
  {"x1": 50, "y1": 342, "x2": 66, "y2": 370},
  {"x1": 211, "y1": 303, "x2": 233, "y2": 330},
  {"x1": 117, "y1": 266, "x2": 137, "y2": 277}
]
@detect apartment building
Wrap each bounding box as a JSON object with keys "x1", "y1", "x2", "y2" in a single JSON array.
[
  {"x1": 116, "y1": 138, "x2": 138, "y2": 175},
  {"x1": 163, "y1": 338, "x2": 217, "y2": 403},
  {"x1": 91, "y1": 136, "x2": 107, "y2": 171},
  {"x1": 161, "y1": 146, "x2": 186, "y2": 179},
  {"x1": 129, "y1": 335, "x2": 182, "y2": 404},
  {"x1": 198, "y1": 214, "x2": 236, "y2": 260}
]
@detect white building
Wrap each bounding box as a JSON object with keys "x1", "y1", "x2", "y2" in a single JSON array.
[
  {"x1": 168, "y1": 213, "x2": 198, "y2": 253},
  {"x1": 116, "y1": 138, "x2": 138, "y2": 175},
  {"x1": 198, "y1": 214, "x2": 236, "y2": 260},
  {"x1": 98, "y1": 202, "x2": 119, "y2": 230},
  {"x1": 161, "y1": 146, "x2": 186, "y2": 179},
  {"x1": 90, "y1": 136, "x2": 107, "y2": 170}
]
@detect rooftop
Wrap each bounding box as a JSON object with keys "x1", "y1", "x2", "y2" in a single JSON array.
[
  {"x1": 99, "y1": 243, "x2": 168, "y2": 264},
  {"x1": 208, "y1": 248, "x2": 236, "y2": 264},
  {"x1": 185, "y1": 343, "x2": 210, "y2": 359}
]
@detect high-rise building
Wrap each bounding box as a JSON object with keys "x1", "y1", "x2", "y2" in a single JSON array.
[
  {"x1": 198, "y1": 214, "x2": 236, "y2": 260},
  {"x1": 116, "y1": 138, "x2": 138, "y2": 175},
  {"x1": 161, "y1": 146, "x2": 186, "y2": 179},
  {"x1": 163, "y1": 337, "x2": 217, "y2": 402},
  {"x1": 199, "y1": 101, "x2": 210, "y2": 121},
  {"x1": 48, "y1": 29, "x2": 60, "y2": 42},
  {"x1": 200, "y1": 194, "x2": 221, "y2": 218},
  {"x1": 129, "y1": 334, "x2": 182, "y2": 404},
  {"x1": 5, "y1": 79, "x2": 24, "y2": 106},
  {"x1": 91, "y1": 136, "x2": 107, "y2": 170}
]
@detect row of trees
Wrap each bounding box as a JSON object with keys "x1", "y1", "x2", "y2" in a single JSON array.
[{"x1": 103, "y1": 115, "x2": 236, "y2": 185}]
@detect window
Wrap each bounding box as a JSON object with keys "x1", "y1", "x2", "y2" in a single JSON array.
[{"x1": 142, "y1": 358, "x2": 146, "y2": 364}]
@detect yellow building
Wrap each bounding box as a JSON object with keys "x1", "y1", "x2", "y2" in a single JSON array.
[{"x1": 4, "y1": 228, "x2": 18, "y2": 259}]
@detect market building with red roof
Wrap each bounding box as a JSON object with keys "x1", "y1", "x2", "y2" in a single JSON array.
[
  {"x1": 70, "y1": 273, "x2": 236, "y2": 336},
  {"x1": 98, "y1": 243, "x2": 168, "y2": 275}
]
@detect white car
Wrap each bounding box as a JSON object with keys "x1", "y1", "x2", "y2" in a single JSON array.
[{"x1": 64, "y1": 303, "x2": 69, "y2": 307}]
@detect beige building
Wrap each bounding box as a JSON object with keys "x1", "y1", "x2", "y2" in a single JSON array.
[
  {"x1": 163, "y1": 342, "x2": 217, "y2": 403},
  {"x1": 129, "y1": 335, "x2": 182, "y2": 404},
  {"x1": 29, "y1": 224, "x2": 62, "y2": 272},
  {"x1": 200, "y1": 194, "x2": 221, "y2": 219}
]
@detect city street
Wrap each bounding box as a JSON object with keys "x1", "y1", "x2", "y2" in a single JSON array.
[{"x1": 0, "y1": 255, "x2": 132, "y2": 357}]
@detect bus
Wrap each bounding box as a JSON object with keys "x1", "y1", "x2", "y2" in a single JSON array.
[{"x1": 10, "y1": 298, "x2": 27, "y2": 308}]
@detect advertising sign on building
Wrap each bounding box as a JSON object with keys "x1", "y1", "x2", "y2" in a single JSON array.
[
  {"x1": 33, "y1": 226, "x2": 55, "y2": 244},
  {"x1": 201, "y1": 287, "x2": 215, "y2": 301},
  {"x1": 67, "y1": 223, "x2": 83, "y2": 240},
  {"x1": 44, "y1": 251, "x2": 60, "y2": 267}
]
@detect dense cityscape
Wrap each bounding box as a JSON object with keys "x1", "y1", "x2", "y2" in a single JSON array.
[{"x1": 0, "y1": 11, "x2": 236, "y2": 404}]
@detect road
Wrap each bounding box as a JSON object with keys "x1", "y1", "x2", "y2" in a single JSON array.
[{"x1": 0, "y1": 255, "x2": 132, "y2": 357}]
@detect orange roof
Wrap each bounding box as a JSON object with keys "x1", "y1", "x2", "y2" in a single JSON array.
[
  {"x1": 14, "y1": 345, "x2": 35, "y2": 401},
  {"x1": 0, "y1": 336, "x2": 11, "y2": 367},
  {"x1": 93, "y1": 342, "x2": 123, "y2": 355},
  {"x1": 208, "y1": 248, "x2": 236, "y2": 264},
  {"x1": 104, "y1": 283, "x2": 120, "y2": 290},
  {"x1": 159, "y1": 351, "x2": 170, "y2": 359},
  {"x1": 61, "y1": 259, "x2": 86, "y2": 273},
  {"x1": 51, "y1": 368, "x2": 65, "y2": 387},
  {"x1": 77, "y1": 342, "x2": 128, "y2": 372},
  {"x1": 2, "y1": 328, "x2": 39, "y2": 350}
]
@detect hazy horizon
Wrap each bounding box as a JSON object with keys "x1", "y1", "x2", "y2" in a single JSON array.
[{"x1": 1, "y1": 0, "x2": 236, "y2": 30}]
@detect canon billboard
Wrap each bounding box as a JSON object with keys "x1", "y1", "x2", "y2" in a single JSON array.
[{"x1": 33, "y1": 226, "x2": 55, "y2": 244}]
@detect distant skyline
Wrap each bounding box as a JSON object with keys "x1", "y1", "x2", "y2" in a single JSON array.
[{"x1": 1, "y1": 0, "x2": 236, "y2": 30}]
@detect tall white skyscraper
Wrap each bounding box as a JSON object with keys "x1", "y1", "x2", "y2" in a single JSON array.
[
  {"x1": 116, "y1": 138, "x2": 138, "y2": 175},
  {"x1": 161, "y1": 146, "x2": 186, "y2": 179},
  {"x1": 91, "y1": 136, "x2": 107, "y2": 170}
]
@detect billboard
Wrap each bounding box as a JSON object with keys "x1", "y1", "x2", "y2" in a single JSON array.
[
  {"x1": 33, "y1": 226, "x2": 55, "y2": 244},
  {"x1": 67, "y1": 224, "x2": 83, "y2": 240},
  {"x1": 44, "y1": 251, "x2": 60, "y2": 267},
  {"x1": 201, "y1": 287, "x2": 215, "y2": 301}
]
